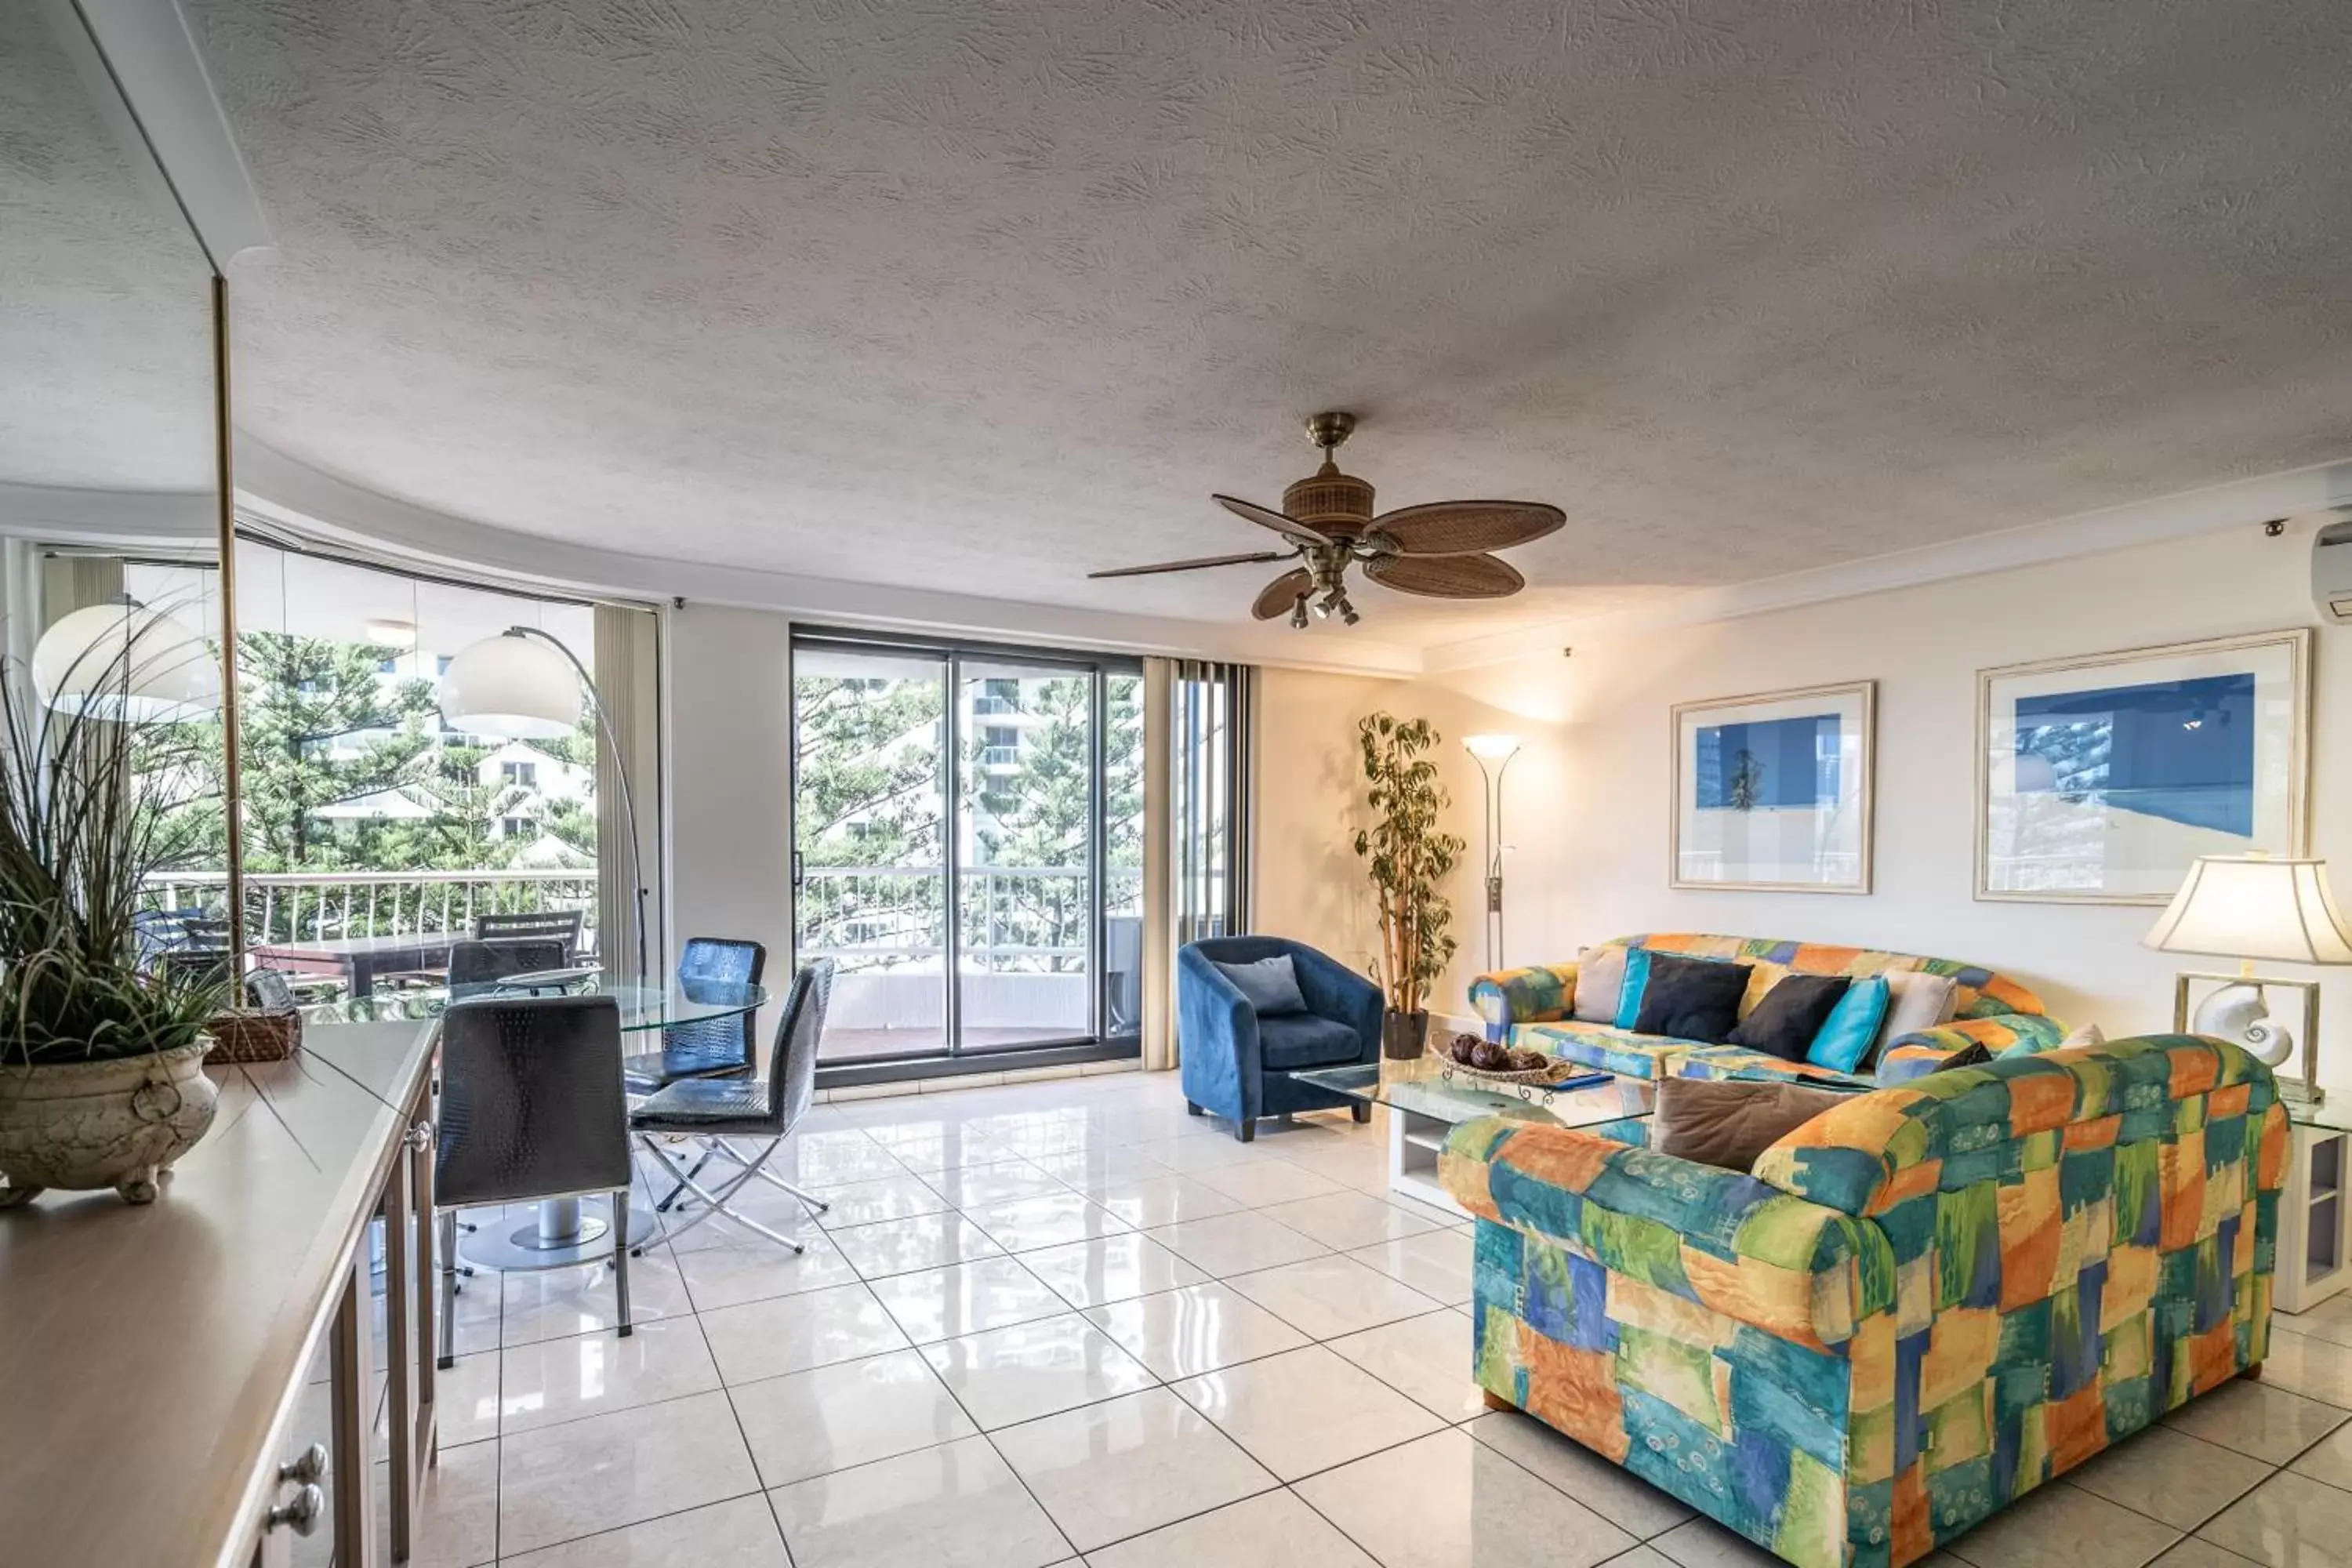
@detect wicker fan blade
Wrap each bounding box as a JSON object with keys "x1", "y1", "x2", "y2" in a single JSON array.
[
  {"x1": 1364, "y1": 500, "x2": 1566, "y2": 556},
  {"x1": 1089, "y1": 550, "x2": 1290, "y2": 579},
  {"x1": 1362, "y1": 551, "x2": 1524, "y2": 598},
  {"x1": 1251, "y1": 567, "x2": 1313, "y2": 620},
  {"x1": 1214, "y1": 494, "x2": 1336, "y2": 549}
]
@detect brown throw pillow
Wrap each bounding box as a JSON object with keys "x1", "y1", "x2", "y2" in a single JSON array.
[{"x1": 1651, "y1": 1077, "x2": 1854, "y2": 1172}]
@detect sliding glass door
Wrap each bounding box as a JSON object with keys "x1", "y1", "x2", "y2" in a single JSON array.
[{"x1": 793, "y1": 632, "x2": 1140, "y2": 1070}]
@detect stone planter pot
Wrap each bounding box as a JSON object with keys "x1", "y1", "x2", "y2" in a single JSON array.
[
  {"x1": 1381, "y1": 1007, "x2": 1430, "y2": 1062},
  {"x1": 0, "y1": 1040, "x2": 219, "y2": 1207}
]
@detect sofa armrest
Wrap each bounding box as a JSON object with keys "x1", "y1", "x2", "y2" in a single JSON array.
[
  {"x1": 1470, "y1": 964, "x2": 1579, "y2": 1042},
  {"x1": 1439, "y1": 1117, "x2": 1894, "y2": 1348},
  {"x1": 1875, "y1": 1013, "x2": 2067, "y2": 1083}
]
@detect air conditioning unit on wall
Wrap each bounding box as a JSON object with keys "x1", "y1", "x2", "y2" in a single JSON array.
[{"x1": 2315, "y1": 509, "x2": 2352, "y2": 624}]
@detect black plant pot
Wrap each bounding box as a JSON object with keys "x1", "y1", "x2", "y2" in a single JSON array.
[{"x1": 1382, "y1": 1008, "x2": 1430, "y2": 1062}]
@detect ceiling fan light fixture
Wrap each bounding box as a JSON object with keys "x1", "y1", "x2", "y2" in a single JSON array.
[
  {"x1": 1288, "y1": 596, "x2": 1310, "y2": 630},
  {"x1": 1337, "y1": 596, "x2": 1360, "y2": 626}
]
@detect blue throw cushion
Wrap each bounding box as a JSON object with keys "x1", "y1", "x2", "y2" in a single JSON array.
[
  {"x1": 1214, "y1": 955, "x2": 1307, "y2": 1016},
  {"x1": 1257, "y1": 1013, "x2": 1363, "y2": 1070},
  {"x1": 1613, "y1": 947, "x2": 1655, "y2": 1030},
  {"x1": 1807, "y1": 975, "x2": 1892, "y2": 1073}
]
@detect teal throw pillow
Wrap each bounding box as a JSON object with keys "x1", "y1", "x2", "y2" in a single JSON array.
[
  {"x1": 1807, "y1": 975, "x2": 1891, "y2": 1073},
  {"x1": 1613, "y1": 948, "x2": 1654, "y2": 1030}
]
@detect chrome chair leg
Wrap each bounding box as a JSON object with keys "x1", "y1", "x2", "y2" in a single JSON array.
[
  {"x1": 651, "y1": 1145, "x2": 717, "y2": 1214},
  {"x1": 636, "y1": 1134, "x2": 804, "y2": 1255},
  {"x1": 436, "y1": 1209, "x2": 458, "y2": 1370}
]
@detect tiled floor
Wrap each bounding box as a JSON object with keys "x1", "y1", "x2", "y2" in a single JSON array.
[{"x1": 401, "y1": 1068, "x2": 2352, "y2": 1568}]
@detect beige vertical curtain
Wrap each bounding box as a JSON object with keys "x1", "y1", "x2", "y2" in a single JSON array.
[
  {"x1": 593, "y1": 604, "x2": 662, "y2": 976},
  {"x1": 1140, "y1": 658, "x2": 1175, "y2": 1069},
  {"x1": 1141, "y1": 658, "x2": 1258, "y2": 1073}
]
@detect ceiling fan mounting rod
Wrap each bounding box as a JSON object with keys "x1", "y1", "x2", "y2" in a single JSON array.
[{"x1": 1305, "y1": 411, "x2": 1356, "y2": 452}]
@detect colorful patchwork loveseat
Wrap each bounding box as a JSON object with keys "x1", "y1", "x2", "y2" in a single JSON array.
[
  {"x1": 1439, "y1": 1034, "x2": 2285, "y2": 1568},
  {"x1": 1469, "y1": 933, "x2": 2066, "y2": 1087}
]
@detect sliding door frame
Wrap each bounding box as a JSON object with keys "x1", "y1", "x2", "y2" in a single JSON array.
[{"x1": 791, "y1": 626, "x2": 1142, "y2": 1087}]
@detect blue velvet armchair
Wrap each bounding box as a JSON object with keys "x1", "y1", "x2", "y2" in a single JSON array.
[{"x1": 1178, "y1": 935, "x2": 1384, "y2": 1142}]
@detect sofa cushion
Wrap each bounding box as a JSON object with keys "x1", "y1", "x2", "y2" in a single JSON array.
[
  {"x1": 1257, "y1": 1012, "x2": 1363, "y2": 1070},
  {"x1": 1878, "y1": 970, "x2": 1958, "y2": 1047},
  {"x1": 1214, "y1": 954, "x2": 1307, "y2": 1016},
  {"x1": 1651, "y1": 1077, "x2": 1854, "y2": 1172},
  {"x1": 1806, "y1": 975, "x2": 1891, "y2": 1073},
  {"x1": 1570, "y1": 945, "x2": 1627, "y2": 1024},
  {"x1": 1633, "y1": 953, "x2": 1752, "y2": 1044},
  {"x1": 1726, "y1": 973, "x2": 1853, "y2": 1061},
  {"x1": 1516, "y1": 1020, "x2": 1713, "y2": 1080},
  {"x1": 1671, "y1": 1045, "x2": 1873, "y2": 1087}
]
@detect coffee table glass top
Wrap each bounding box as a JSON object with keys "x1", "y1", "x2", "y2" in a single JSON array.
[{"x1": 1295, "y1": 1055, "x2": 1653, "y2": 1132}]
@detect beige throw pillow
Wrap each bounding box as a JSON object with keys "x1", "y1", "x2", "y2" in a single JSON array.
[
  {"x1": 1877, "y1": 971, "x2": 1959, "y2": 1050},
  {"x1": 2058, "y1": 1022, "x2": 2105, "y2": 1051},
  {"x1": 1570, "y1": 946, "x2": 1629, "y2": 1025},
  {"x1": 1651, "y1": 1078, "x2": 1855, "y2": 1173}
]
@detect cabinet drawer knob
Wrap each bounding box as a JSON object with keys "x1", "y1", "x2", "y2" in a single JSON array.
[
  {"x1": 278, "y1": 1443, "x2": 328, "y2": 1486},
  {"x1": 267, "y1": 1483, "x2": 325, "y2": 1537}
]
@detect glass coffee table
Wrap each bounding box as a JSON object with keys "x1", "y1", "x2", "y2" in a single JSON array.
[{"x1": 1296, "y1": 1056, "x2": 1653, "y2": 1217}]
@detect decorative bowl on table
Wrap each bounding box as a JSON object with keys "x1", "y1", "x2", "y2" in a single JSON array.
[{"x1": 1433, "y1": 1032, "x2": 1587, "y2": 1087}]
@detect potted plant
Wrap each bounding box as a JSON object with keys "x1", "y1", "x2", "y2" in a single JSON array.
[
  {"x1": 1352, "y1": 713, "x2": 1465, "y2": 1060},
  {"x1": 0, "y1": 615, "x2": 230, "y2": 1207}
]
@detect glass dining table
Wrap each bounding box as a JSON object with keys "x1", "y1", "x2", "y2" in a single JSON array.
[{"x1": 304, "y1": 971, "x2": 769, "y2": 1269}]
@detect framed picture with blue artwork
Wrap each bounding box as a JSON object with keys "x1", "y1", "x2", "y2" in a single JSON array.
[
  {"x1": 1976, "y1": 629, "x2": 2311, "y2": 904},
  {"x1": 1671, "y1": 681, "x2": 1876, "y2": 893}
]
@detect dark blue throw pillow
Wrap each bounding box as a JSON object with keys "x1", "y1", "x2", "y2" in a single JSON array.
[{"x1": 1214, "y1": 955, "x2": 1308, "y2": 1016}]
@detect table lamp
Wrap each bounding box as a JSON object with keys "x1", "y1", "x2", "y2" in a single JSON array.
[{"x1": 2144, "y1": 854, "x2": 2352, "y2": 1104}]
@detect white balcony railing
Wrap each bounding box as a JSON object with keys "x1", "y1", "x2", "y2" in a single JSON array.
[{"x1": 139, "y1": 869, "x2": 597, "y2": 949}]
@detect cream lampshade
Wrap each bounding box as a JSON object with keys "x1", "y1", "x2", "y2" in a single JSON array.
[
  {"x1": 438, "y1": 630, "x2": 582, "y2": 740},
  {"x1": 2145, "y1": 855, "x2": 2352, "y2": 1102},
  {"x1": 31, "y1": 598, "x2": 220, "y2": 723}
]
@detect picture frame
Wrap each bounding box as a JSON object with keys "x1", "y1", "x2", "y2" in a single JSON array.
[
  {"x1": 1976, "y1": 628, "x2": 2311, "y2": 905},
  {"x1": 1670, "y1": 680, "x2": 1876, "y2": 894}
]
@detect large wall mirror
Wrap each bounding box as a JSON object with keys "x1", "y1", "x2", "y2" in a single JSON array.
[{"x1": 2, "y1": 3, "x2": 234, "y2": 969}]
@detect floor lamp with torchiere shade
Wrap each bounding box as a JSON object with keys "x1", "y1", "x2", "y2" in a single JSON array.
[
  {"x1": 2145, "y1": 854, "x2": 2352, "y2": 1105},
  {"x1": 1462, "y1": 733, "x2": 1520, "y2": 971}
]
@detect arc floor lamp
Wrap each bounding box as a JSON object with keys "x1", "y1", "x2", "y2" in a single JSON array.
[{"x1": 440, "y1": 627, "x2": 649, "y2": 975}]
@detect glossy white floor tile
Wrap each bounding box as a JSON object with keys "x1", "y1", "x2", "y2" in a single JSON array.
[
  {"x1": 493, "y1": 1316, "x2": 723, "y2": 1436},
  {"x1": 495, "y1": 1390, "x2": 760, "y2": 1556},
  {"x1": 1144, "y1": 1210, "x2": 1329, "y2": 1276},
  {"x1": 1018, "y1": 1231, "x2": 1213, "y2": 1308},
  {"x1": 1942, "y1": 1480, "x2": 2181, "y2": 1568},
  {"x1": 1081, "y1": 1280, "x2": 1312, "y2": 1380},
  {"x1": 2160, "y1": 1376, "x2": 2352, "y2": 1465},
  {"x1": 499, "y1": 1247, "x2": 694, "y2": 1348},
  {"x1": 695, "y1": 1280, "x2": 910, "y2": 1383},
  {"x1": 866, "y1": 1254, "x2": 1070, "y2": 1345},
  {"x1": 2064, "y1": 1427, "x2": 2273, "y2": 1532},
  {"x1": 1225, "y1": 1253, "x2": 1446, "y2": 1339},
  {"x1": 1461, "y1": 1411, "x2": 1697, "y2": 1538},
  {"x1": 1345, "y1": 1229, "x2": 1475, "y2": 1306},
  {"x1": 1328, "y1": 1308, "x2": 1489, "y2": 1421},
  {"x1": 728, "y1": 1347, "x2": 977, "y2": 1486},
  {"x1": 495, "y1": 1494, "x2": 789, "y2": 1566},
  {"x1": 1257, "y1": 1189, "x2": 1448, "y2": 1250},
  {"x1": 396, "y1": 1438, "x2": 500, "y2": 1568},
  {"x1": 671, "y1": 1232, "x2": 862, "y2": 1309},
  {"x1": 990, "y1": 1386, "x2": 1277, "y2": 1552},
  {"x1": 804, "y1": 1172, "x2": 954, "y2": 1229},
  {"x1": 1086, "y1": 1171, "x2": 1252, "y2": 1227},
  {"x1": 921, "y1": 1160, "x2": 1072, "y2": 1208},
  {"x1": 1082, "y1": 1487, "x2": 1379, "y2": 1568},
  {"x1": 765, "y1": 1435, "x2": 1072, "y2": 1568},
  {"x1": 1295, "y1": 1427, "x2": 1639, "y2": 1568},
  {"x1": 961, "y1": 1189, "x2": 1134, "y2": 1252},
  {"x1": 1175, "y1": 1343, "x2": 1446, "y2": 1480},
  {"x1": 918, "y1": 1310, "x2": 1157, "y2": 1429},
  {"x1": 829, "y1": 1211, "x2": 1008, "y2": 1279},
  {"x1": 2198, "y1": 1468, "x2": 2352, "y2": 1568}
]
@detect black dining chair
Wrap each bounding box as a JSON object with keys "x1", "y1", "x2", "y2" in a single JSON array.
[
  {"x1": 631, "y1": 959, "x2": 833, "y2": 1255},
  {"x1": 474, "y1": 908, "x2": 585, "y2": 958},
  {"x1": 434, "y1": 995, "x2": 633, "y2": 1367},
  {"x1": 448, "y1": 937, "x2": 572, "y2": 991},
  {"x1": 622, "y1": 936, "x2": 767, "y2": 1095}
]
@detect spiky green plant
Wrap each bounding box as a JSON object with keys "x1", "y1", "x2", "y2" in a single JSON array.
[
  {"x1": 1351, "y1": 713, "x2": 1465, "y2": 1017},
  {"x1": 0, "y1": 621, "x2": 229, "y2": 1067}
]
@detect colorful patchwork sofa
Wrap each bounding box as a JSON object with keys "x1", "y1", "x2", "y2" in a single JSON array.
[
  {"x1": 1440, "y1": 1033, "x2": 2285, "y2": 1568},
  {"x1": 1469, "y1": 933, "x2": 2067, "y2": 1087}
]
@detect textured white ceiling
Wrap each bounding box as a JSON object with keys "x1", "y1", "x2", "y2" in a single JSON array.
[
  {"x1": 183, "y1": 0, "x2": 2352, "y2": 643},
  {"x1": 0, "y1": 5, "x2": 216, "y2": 493}
]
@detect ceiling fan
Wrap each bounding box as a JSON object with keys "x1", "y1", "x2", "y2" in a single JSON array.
[{"x1": 1089, "y1": 412, "x2": 1565, "y2": 627}]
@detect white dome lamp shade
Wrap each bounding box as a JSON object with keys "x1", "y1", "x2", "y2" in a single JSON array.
[
  {"x1": 31, "y1": 599, "x2": 221, "y2": 723},
  {"x1": 438, "y1": 630, "x2": 583, "y2": 740}
]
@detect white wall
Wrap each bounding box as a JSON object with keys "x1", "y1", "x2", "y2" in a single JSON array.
[
  {"x1": 665, "y1": 605, "x2": 795, "y2": 971},
  {"x1": 1255, "y1": 523, "x2": 2352, "y2": 1084}
]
